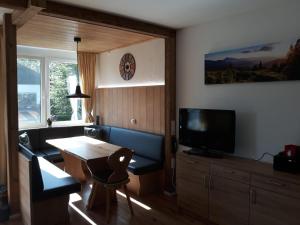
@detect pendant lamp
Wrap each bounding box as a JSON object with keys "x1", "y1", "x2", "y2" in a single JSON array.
[{"x1": 66, "y1": 37, "x2": 90, "y2": 99}]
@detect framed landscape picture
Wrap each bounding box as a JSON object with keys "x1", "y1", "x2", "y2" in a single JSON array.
[{"x1": 205, "y1": 38, "x2": 300, "y2": 84}]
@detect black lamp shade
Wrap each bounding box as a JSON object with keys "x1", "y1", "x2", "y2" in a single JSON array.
[{"x1": 66, "y1": 85, "x2": 90, "y2": 98}]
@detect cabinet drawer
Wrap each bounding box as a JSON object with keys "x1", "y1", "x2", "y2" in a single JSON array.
[
  {"x1": 177, "y1": 178, "x2": 209, "y2": 219},
  {"x1": 211, "y1": 164, "x2": 250, "y2": 184},
  {"x1": 177, "y1": 154, "x2": 209, "y2": 180},
  {"x1": 251, "y1": 175, "x2": 300, "y2": 199}
]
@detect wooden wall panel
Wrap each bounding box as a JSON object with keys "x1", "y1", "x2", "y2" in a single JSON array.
[{"x1": 95, "y1": 86, "x2": 165, "y2": 135}]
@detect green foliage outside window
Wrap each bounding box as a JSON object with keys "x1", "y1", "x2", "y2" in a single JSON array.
[{"x1": 49, "y1": 62, "x2": 82, "y2": 121}]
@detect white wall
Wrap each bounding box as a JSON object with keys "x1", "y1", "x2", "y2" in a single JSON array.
[
  {"x1": 177, "y1": 1, "x2": 300, "y2": 161},
  {"x1": 96, "y1": 38, "x2": 165, "y2": 88}
]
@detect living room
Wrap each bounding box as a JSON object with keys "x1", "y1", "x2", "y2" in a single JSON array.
[{"x1": 0, "y1": 0, "x2": 300, "y2": 225}]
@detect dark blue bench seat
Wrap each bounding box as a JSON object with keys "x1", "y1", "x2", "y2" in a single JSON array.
[
  {"x1": 129, "y1": 155, "x2": 163, "y2": 175},
  {"x1": 19, "y1": 144, "x2": 81, "y2": 201},
  {"x1": 19, "y1": 144, "x2": 81, "y2": 225}
]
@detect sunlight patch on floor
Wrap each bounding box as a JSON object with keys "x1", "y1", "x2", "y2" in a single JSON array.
[
  {"x1": 69, "y1": 193, "x2": 82, "y2": 203},
  {"x1": 116, "y1": 190, "x2": 152, "y2": 210},
  {"x1": 87, "y1": 184, "x2": 152, "y2": 210},
  {"x1": 69, "y1": 202, "x2": 98, "y2": 225}
]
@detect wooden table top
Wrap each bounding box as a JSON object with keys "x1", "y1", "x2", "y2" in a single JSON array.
[{"x1": 46, "y1": 136, "x2": 122, "y2": 161}]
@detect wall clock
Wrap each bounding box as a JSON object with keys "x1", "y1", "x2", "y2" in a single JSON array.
[{"x1": 119, "y1": 53, "x2": 136, "y2": 80}]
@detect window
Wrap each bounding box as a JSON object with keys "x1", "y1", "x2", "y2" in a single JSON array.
[
  {"x1": 17, "y1": 57, "x2": 42, "y2": 127},
  {"x1": 49, "y1": 61, "x2": 82, "y2": 122},
  {"x1": 17, "y1": 54, "x2": 83, "y2": 128}
]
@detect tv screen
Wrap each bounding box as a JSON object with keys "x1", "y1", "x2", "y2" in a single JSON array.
[{"x1": 179, "y1": 108, "x2": 236, "y2": 153}]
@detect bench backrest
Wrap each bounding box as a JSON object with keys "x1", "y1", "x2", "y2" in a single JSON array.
[
  {"x1": 109, "y1": 127, "x2": 164, "y2": 162},
  {"x1": 86, "y1": 125, "x2": 111, "y2": 142},
  {"x1": 19, "y1": 126, "x2": 84, "y2": 151},
  {"x1": 19, "y1": 145, "x2": 44, "y2": 199}
]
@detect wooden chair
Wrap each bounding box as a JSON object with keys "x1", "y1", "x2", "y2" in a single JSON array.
[{"x1": 87, "y1": 148, "x2": 134, "y2": 223}]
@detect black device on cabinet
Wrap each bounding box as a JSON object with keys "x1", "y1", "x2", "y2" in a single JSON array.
[{"x1": 179, "y1": 108, "x2": 236, "y2": 157}]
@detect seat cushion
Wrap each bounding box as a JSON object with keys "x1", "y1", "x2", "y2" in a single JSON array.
[
  {"x1": 109, "y1": 127, "x2": 164, "y2": 162},
  {"x1": 93, "y1": 169, "x2": 113, "y2": 183},
  {"x1": 128, "y1": 155, "x2": 163, "y2": 175},
  {"x1": 36, "y1": 157, "x2": 81, "y2": 201},
  {"x1": 93, "y1": 169, "x2": 129, "y2": 184},
  {"x1": 41, "y1": 148, "x2": 63, "y2": 163}
]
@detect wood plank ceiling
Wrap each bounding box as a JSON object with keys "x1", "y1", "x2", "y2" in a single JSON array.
[{"x1": 17, "y1": 14, "x2": 155, "y2": 53}]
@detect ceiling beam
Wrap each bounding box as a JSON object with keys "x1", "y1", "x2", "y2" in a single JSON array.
[
  {"x1": 12, "y1": 0, "x2": 46, "y2": 29},
  {"x1": 0, "y1": 0, "x2": 27, "y2": 10},
  {"x1": 40, "y1": 1, "x2": 176, "y2": 38}
]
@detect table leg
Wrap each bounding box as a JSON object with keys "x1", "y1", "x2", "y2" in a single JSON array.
[{"x1": 61, "y1": 151, "x2": 90, "y2": 182}]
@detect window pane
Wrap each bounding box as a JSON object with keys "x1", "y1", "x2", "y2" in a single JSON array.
[
  {"x1": 17, "y1": 58, "x2": 42, "y2": 126},
  {"x1": 49, "y1": 61, "x2": 82, "y2": 122}
]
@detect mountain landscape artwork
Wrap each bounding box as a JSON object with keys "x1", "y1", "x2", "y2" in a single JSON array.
[{"x1": 205, "y1": 38, "x2": 300, "y2": 84}]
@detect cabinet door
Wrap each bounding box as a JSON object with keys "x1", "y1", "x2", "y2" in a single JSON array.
[
  {"x1": 177, "y1": 154, "x2": 209, "y2": 219},
  {"x1": 209, "y1": 176, "x2": 250, "y2": 225},
  {"x1": 250, "y1": 188, "x2": 300, "y2": 225}
]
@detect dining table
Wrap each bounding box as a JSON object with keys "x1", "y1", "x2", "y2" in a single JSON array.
[{"x1": 46, "y1": 135, "x2": 123, "y2": 207}]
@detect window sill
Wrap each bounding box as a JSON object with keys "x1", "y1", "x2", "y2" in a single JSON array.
[{"x1": 19, "y1": 122, "x2": 93, "y2": 130}]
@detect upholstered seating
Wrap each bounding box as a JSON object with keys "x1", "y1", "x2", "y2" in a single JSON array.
[
  {"x1": 109, "y1": 127, "x2": 164, "y2": 175},
  {"x1": 19, "y1": 144, "x2": 81, "y2": 225},
  {"x1": 19, "y1": 124, "x2": 164, "y2": 196},
  {"x1": 19, "y1": 144, "x2": 81, "y2": 201},
  {"x1": 128, "y1": 155, "x2": 162, "y2": 175},
  {"x1": 19, "y1": 126, "x2": 84, "y2": 163}
]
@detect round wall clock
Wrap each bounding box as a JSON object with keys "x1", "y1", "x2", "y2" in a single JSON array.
[{"x1": 119, "y1": 53, "x2": 136, "y2": 80}]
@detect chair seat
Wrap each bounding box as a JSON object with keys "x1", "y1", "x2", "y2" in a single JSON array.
[
  {"x1": 93, "y1": 169, "x2": 129, "y2": 184},
  {"x1": 128, "y1": 155, "x2": 163, "y2": 175},
  {"x1": 35, "y1": 157, "x2": 81, "y2": 201},
  {"x1": 41, "y1": 148, "x2": 64, "y2": 163}
]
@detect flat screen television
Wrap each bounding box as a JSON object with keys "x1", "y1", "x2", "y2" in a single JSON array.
[{"x1": 179, "y1": 108, "x2": 236, "y2": 155}]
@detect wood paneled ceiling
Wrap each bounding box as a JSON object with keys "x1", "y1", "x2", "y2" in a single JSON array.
[{"x1": 17, "y1": 14, "x2": 155, "y2": 53}]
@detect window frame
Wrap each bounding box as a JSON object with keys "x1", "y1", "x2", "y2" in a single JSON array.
[
  {"x1": 17, "y1": 52, "x2": 85, "y2": 129},
  {"x1": 17, "y1": 55, "x2": 46, "y2": 129}
]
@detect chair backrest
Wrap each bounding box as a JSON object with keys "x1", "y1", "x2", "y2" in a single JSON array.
[{"x1": 107, "y1": 148, "x2": 133, "y2": 183}]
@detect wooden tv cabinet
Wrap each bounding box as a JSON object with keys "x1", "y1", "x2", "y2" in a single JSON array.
[{"x1": 176, "y1": 150, "x2": 300, "y2": 225}]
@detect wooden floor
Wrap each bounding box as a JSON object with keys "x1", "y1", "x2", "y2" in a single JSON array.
[{"x1": 3, "y1": 182, "x2": 206, "y2": 225}]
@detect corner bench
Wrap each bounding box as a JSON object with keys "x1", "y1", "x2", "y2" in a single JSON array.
[
  {"x1": 19, "y1": 145, "x2": 81, "y2": 225},
  {"x1": 19, "y1": 125, "x2": 165, "y2": 196}
]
